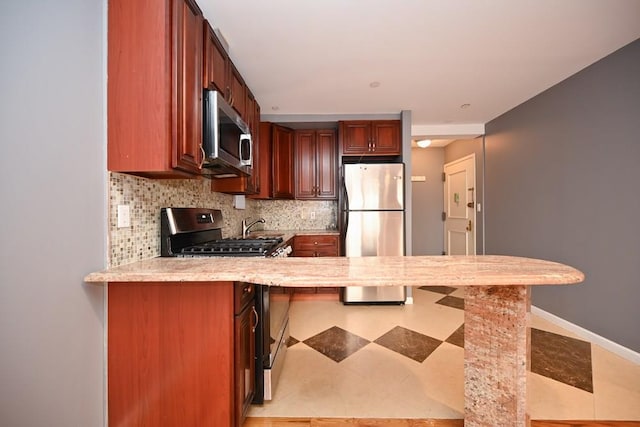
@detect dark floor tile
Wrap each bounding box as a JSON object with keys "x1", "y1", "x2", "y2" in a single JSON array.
[
  {"x1": 531, "y1": 327, "x2": 593, "y2": 393},
  {"x1": 445, "y1": 324, "x2": 464, "y2": 348},
  {"x1": 436, "y1": 295, "x2": 465, "y2": 310},
  {"x1": 287, "y1": 336, "x2": 300, "y2": 347},
  {"x1": 374, "y1": 326, "x2": 442, "y2": 363},
  {"x1": 303, "y1": 326, "x2": 370, "y2": 362},
  {"x1": 418, "y1": 286, "x2": 458, "y2": 295}
]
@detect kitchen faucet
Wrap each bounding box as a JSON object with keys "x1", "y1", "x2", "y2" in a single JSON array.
[{"x1": 242, "y1": 218, "x2": 265, "y2": 238}]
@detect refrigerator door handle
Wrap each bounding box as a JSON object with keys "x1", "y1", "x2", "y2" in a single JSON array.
[{"x1": 341, "y1": 174, "x2": 349, "y2": 238}]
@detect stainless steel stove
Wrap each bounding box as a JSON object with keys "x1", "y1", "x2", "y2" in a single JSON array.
[{"x1": 160, "y1": 207, "x2": 289, "y2": 257}]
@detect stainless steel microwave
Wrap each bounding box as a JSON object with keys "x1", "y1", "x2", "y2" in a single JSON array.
[{"x1": 202, "y1": 89, "x2": 252, "y2": 178}]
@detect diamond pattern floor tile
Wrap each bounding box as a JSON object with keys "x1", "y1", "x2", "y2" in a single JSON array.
[
  {"x1": 303, "y1": 326, "x2": 370, "y2": 362},
  {"x1": 418, "y1": 285, "x2": 458, "y2": 295},
  {"x1": 436, "y1": 295, "x2": 465, "y2": 310},
  {"x1": 445, "y1": 324, "x2": 465, "y2": 348},
  {"x1": 374, "y1": 326, "x2": 442, "y2": 362},
  {"x1": 531, "y1": 327, "x2": 593, "y2": 393},
  {"x1": 287, "y1": 336, "x2": 300, "y2": 347}
]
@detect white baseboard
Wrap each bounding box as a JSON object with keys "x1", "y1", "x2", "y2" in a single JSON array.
[{"x1": 531, "y1": 305, "x2": 640, "y2": 365}]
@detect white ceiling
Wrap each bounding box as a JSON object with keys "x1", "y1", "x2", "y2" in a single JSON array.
[{"x1": 198, "y1": 0, "x2": 640, "y2": 137}]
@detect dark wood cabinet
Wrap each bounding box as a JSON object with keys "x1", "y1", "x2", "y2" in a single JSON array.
[
  {"x1": 234, "y1": 283, "x2": 256, "y2": 426},
  {"x1": 203, "y1": 21, "x2": 247, "y2": 120},
  {"x1": 248, "y1": 122, "x2": 294, "y2": 199},
  {"x1": 295, "y1": 130, "x2": 337, "y2": 200},
  {"x1": 292, "y1": 235, "x2": 340, "y2": 294},
  {"x1": 108, "y1": 0, "x2": 203, "y2": 178},
  {"x1": 108, "y1": 281, "x2": 256, "y2": 427},
  {"x1": 203, "y1": 21, "x2": 228, "y2": 95},
  {"x1": 339, "y1": 120, "x2": 402, "y2": 156},
  {"x1": 228, "y1": 62, "x2": 246, "y2": 118},
  {"x1": 271, "y1": 124, "x2": 296, "y2": 199}
]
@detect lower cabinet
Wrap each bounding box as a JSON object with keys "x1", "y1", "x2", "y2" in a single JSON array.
[
  {"x1": 108, "y1": 281, "x2": 255, "y2": 427},
  {"x1": 291, "y1": 235, "x2": 340, "y2": 294},
  {"x1": 234, "y1": 282, "x2": 256, "y2": 426}
]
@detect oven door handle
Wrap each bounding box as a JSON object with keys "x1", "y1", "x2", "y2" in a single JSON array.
[{"x1": 251, "y1": 305, "x2": 259, "y2": 333}]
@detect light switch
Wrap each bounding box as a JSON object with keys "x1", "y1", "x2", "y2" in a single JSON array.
[{"x1": 117, "y1": 205, "x2": 131, "y2": 228}]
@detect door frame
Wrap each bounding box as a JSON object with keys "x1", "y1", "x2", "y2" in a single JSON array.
[{"x1": 443, "y1": 153, "x2": 476, "y2": 255}]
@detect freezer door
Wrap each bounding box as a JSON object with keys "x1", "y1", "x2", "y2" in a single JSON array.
[
  {"x1": 345, "y1": 211, "x2": 404, "y2": 257},
  {"x1": 343, "y1": 210, "x2": 406, "y2": 303},
  {"x1": 344, "y1": 163, "x2": 404, "y2": 210}
]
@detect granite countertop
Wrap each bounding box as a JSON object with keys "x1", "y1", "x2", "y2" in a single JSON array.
[
  {"x1": 84, "y1": 255, "x2": 584, "y2": 288},
  {"x1": 246, "y1": 229, "x2": 339, "y2": 243}
]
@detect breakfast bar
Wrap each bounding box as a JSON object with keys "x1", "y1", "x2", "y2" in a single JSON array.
[{"x1": 85, "y1": 255, "x2": 584, "y2": 427}]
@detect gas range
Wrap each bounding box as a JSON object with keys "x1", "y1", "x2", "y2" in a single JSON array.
[{"x1": 160, "y1": 208, "x2": 290, "y2": 257}]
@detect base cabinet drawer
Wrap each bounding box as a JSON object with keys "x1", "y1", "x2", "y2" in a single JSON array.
[{"x1": 291, "y1": 235, "x2": 340, "y2": 294}]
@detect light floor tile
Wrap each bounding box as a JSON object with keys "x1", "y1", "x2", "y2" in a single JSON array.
[
  {"x1": 394, "y1": 343, "x2": 465, "y2": 415},
  {"x1": 592, "y1": 344, "x2": 640, "y2": 420},
  {"x1": 397, "y1": 303, "x2": 464, "y2": 342},
  {"x1": 528, "y1": 372, "x2": 595, "y2": 419},
  {"x1": 252, "y1": 296, "x2": 640, "y2": 420},
  {"x1": 449, "y1": 287, "x2": 465, "y2": 299},
  {"x1": 530, "y1": 314, "x2": 583, "y2": 340}
]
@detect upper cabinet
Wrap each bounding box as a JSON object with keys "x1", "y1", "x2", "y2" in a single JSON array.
[
  {"x1": 295, "y1": 129, "x2": 338, "y2": 200},
  {"x1": 108, "y1": 0, "x2": 204, "y2": 178},
  {"x1": 250, "y1": 123, "x2": 294, "y2": 200},
  {"x1": 203, "y1": 21, "x2": 246, "y2": 119},
  {"x1": 271, "y1": 124, "x2": 296, "y2": 199},
  {"x1": 339, "y1": 120, "x2": 402, "y2": 156},
  {"x1": 202, "y1": 21, "x2": 228, "y2": 96}
]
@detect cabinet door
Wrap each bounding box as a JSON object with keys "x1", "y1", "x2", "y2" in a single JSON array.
[
  {"x1": 294, "y1": 130, "x2": 317, "y2": 199},
  {"x1": 340, "y1": 121, "x2": 371, "y2": 155},
  {"x1": 203, "y1": 21, "x2": 228, "y2": 94},
  {"x1": 272, "y1": 125, "x2": 295, "y2": 199},
  {"x1": 315, "y1": 130, "x2": 337, "y2": 199},
  {"x1": 228, "y1": 61, "x2": 246, "y2": 118},
  {"x1": 371, "y1": 120, "x2": 401, "y2": 155},
  {"x1": 248, "y1": 122, "x2": 274, "y2": 199},
  {"x1": 173, "y1": 0, "x2": 203, "y2": 173},
  {"x1": 235, "y1": 303, "x2": 256, "y2": 426}
]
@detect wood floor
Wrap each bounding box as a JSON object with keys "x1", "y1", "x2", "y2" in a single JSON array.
[{"x1": 244, "y1": 418, "x2": 640, "y2": 427}]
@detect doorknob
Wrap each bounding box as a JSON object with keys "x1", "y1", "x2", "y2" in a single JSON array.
[{"x1": 466, "y1": 220, "x2": 472, "y2": 232}]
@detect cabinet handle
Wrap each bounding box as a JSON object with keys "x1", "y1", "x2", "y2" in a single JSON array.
[
  {"x1": 243, "y1": 284, "x2": 252, "y2": 294},
  {"x1": 314, "y1": 241, "x2": 318, "y2": 245},
  {"x1": 251, "y1": 306, "x2": 259, "y2": 333},
  {"x1": 199, "y1": 145, "x2": 205, "y2": 168}
]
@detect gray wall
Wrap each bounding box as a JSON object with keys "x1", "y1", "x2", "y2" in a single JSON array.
[
  {"x1": 0, "y1": 1, "x2": 106, "y2": 426},
  {"x1": 485, "y1": 39, "x2": 640, "y2": 352},
  {"x1": 444, "y1": 138, "x2": 485, "y2": 255},
  {"x1": 411, "y1": 147, "x2": 445, "y2": 255}
]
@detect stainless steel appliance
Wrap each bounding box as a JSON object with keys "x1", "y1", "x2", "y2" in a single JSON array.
[
  {"x1": 341, "y1": 163, "x2": 406, "y2": 303},
  {"x1": 160, "y1": 207, "x2": 291, "y2": 403},
  {"x1": 202, "y1": 89, "x2": 253, "y2": 178},
  {"x1": 160, "y1": 208, "x2": 290, "y2": 257}
]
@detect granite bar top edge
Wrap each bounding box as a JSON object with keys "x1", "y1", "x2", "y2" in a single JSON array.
[{"x1": 85, "y1": 255, "x2": 584, "y2": 287}]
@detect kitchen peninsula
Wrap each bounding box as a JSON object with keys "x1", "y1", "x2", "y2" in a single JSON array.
[{"x1": 85, "y1": 255, "x2": 583, "y2": 427}]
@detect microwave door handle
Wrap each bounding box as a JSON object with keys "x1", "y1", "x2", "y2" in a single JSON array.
[{"x1": 240, "y1": 134, "x2": 252, "y2": 166}]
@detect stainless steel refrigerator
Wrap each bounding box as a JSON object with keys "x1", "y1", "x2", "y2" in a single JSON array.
[{"x1": 341, "y1": 163, "x2": 406, "y2": 304}]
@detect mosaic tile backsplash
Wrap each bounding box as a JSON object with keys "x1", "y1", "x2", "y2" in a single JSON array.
[{"x1": 109, "y1": 172, "x2": 337, "y2": 267}]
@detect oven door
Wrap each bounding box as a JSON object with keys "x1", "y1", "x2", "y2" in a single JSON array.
[{"x1": 253, "y1": 285, "x2": 290, "y2": 403}]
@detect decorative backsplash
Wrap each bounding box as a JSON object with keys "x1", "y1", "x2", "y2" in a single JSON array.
[
  {"x1": 253, "y1": 199, "x2": 337, "y2": 231},
  {"x1": 108, "y1": 172, "x2": 338, "y2": 267}
]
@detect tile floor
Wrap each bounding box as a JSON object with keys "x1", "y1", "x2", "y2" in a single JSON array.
[{"x1": 248, "y1": 286, "x2": 640, "y2": 420}]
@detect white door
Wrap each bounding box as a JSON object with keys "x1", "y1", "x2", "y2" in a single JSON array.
[{"x1": 443, "y1": 154, "x2": 476, "y2": 255}]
